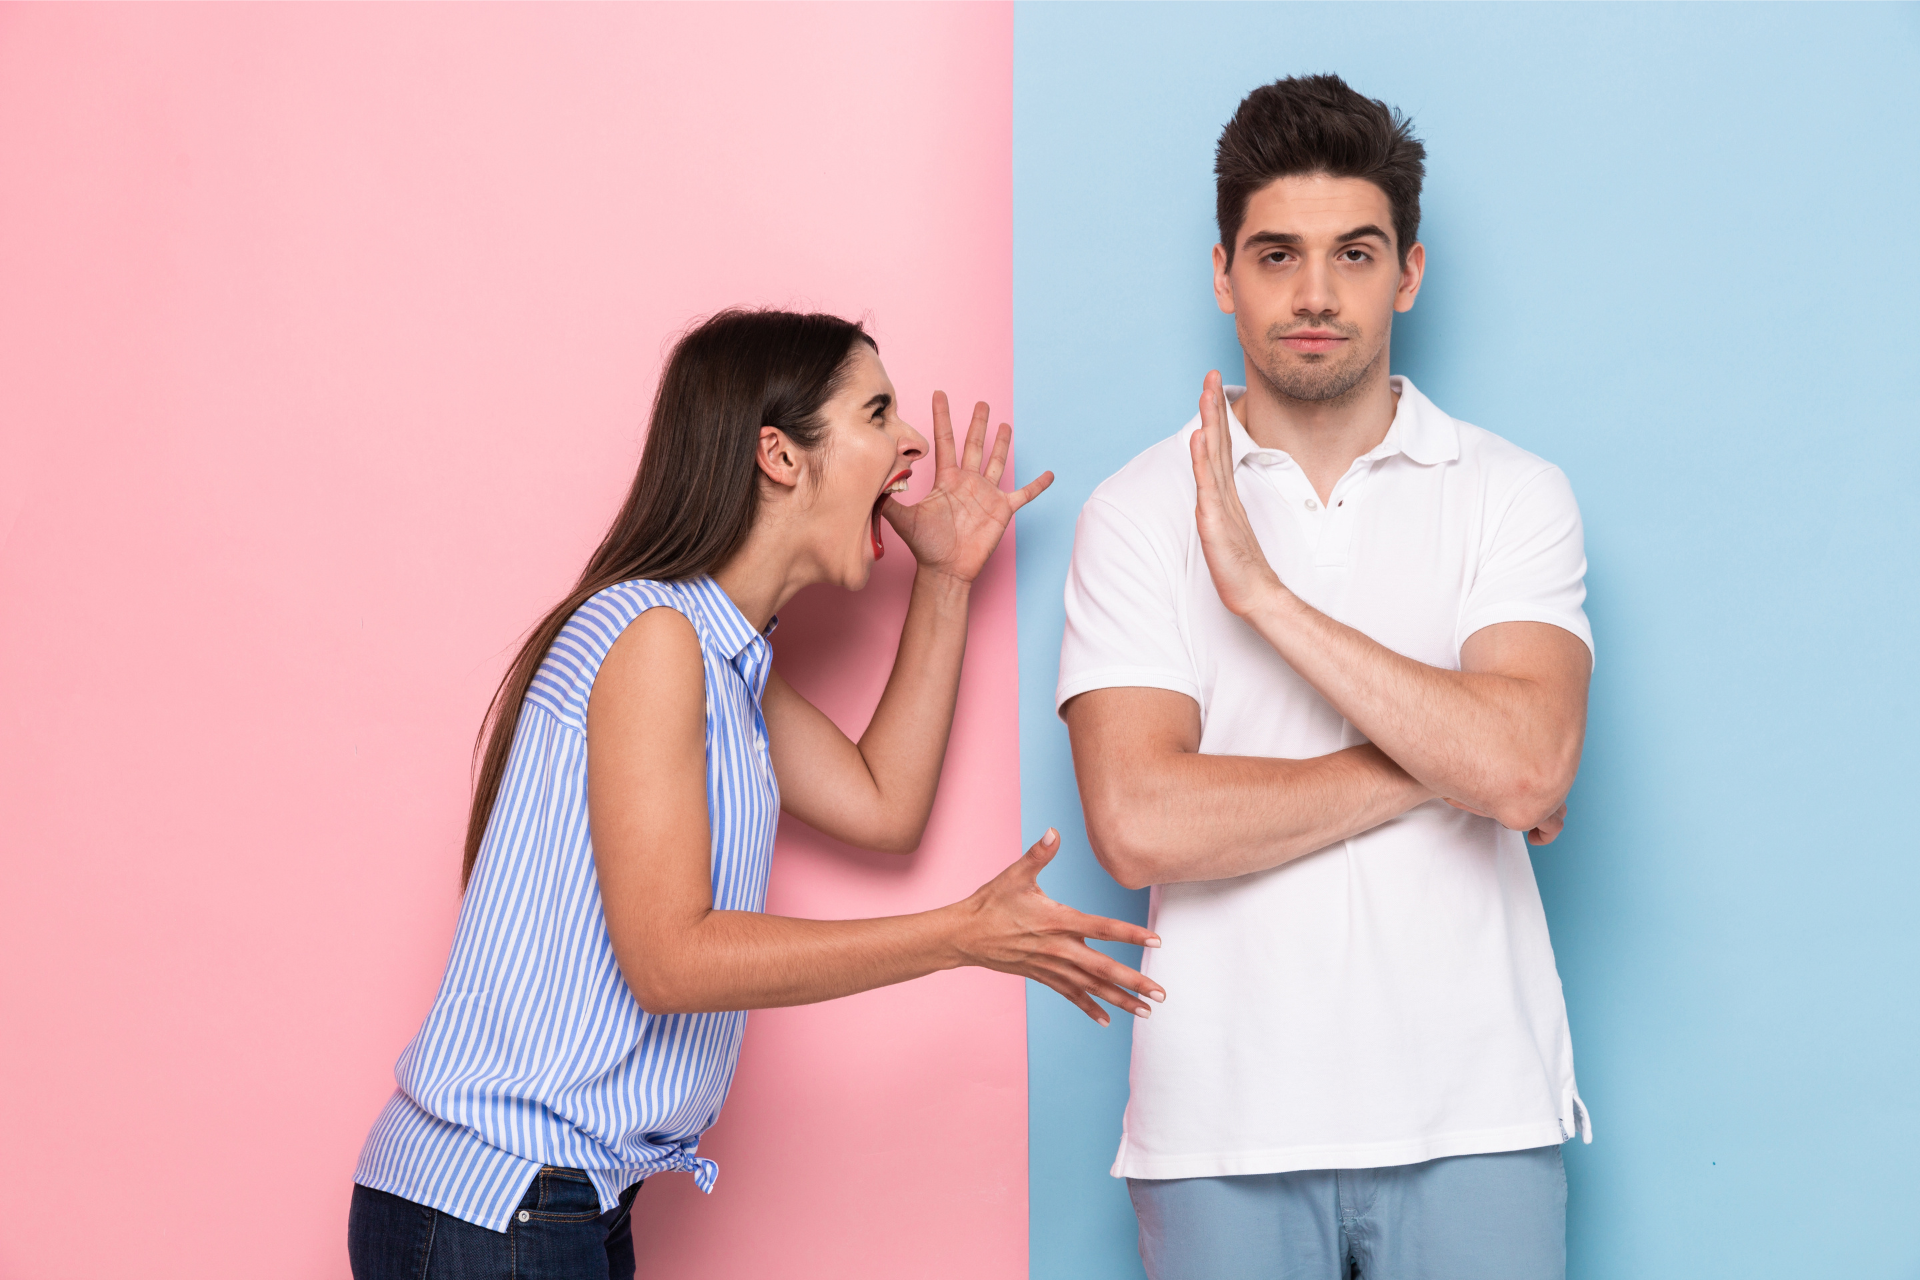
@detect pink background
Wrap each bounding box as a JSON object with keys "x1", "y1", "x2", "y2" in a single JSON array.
[{"x1": 0, "y1": 5, "x2": 1024, "y2": 1277}]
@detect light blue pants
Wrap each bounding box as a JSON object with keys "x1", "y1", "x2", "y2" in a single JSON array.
[{"x1": 1127, "y1": 1145, "x2": 1566, "y2": 1280}]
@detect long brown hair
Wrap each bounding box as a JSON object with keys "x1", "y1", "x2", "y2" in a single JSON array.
[{"x1": 462, "y1": 308, "x2": 875, "y2": 887}]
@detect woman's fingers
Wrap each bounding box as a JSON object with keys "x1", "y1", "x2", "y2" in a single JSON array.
[
  {"x1": 930, "y1": 390, "x2": 957, "y2": 472},
  {"x1": 1063, "y1": 945, "x2": 1163, "y2": 1007},
  {"x1": 1007, "y1": 469, "x2": 1054, "y2": 513},
  {"x1": 966, "y1": 828, "x2": 1169, "y2": 1020},
  {"x1": 1016, "y1": 827, "x2": 1061, "y2": 873},
  {"x1": 1031, "y1": 954, "x2": 1149, "y2": 1023},
  {"x1": 1030, "y1": 907, "x2": 1164, "y2": 1002},
  {"x1": 1058, "y1": 903, "x2": 1161, "y2": 952},
  {"x1": 960, "y1": 400, "x2": 990, "y2": 472},
  {"x1": 1026, "y1": 962, "x2": 1111, "y2": 1026},
  {"x1": 1082, "y1": 973, "x2": 1156, "y2": 1018},
  {"x1": 984, "y1": 422, "x2": 1012, "y2": 485}
]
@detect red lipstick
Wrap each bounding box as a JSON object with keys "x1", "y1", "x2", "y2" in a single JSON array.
[{"x1": 871, "y1": 470, "x2": 912, "y2": 559}]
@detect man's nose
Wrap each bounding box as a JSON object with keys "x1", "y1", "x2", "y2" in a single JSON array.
[{"x1": 1294, "y1": 258, "x2": 1337, "y2": 316}]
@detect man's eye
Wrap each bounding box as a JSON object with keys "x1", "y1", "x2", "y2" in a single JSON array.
[{"x1": 1341, "y1": 249, "x2": 1370, "y2": 262}]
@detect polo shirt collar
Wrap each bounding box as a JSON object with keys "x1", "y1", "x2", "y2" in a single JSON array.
[
  {"x1": 1223, "y1": 375, "x2": 1459, "y2": 469},
  {"x1": 1377, "y1": 376, "x2": 1460, "y2": 465}
]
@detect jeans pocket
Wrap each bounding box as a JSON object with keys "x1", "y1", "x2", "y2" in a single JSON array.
[{"x1": 527, "y1": 1168, "x2": 604, "y2": 1222}]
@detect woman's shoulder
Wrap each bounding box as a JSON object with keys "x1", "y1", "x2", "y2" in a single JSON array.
[
  {"x1": 531, "y1": 579, "x2": 709, "y2": 729},
  {"x1": 579, "y1": 575, "x2": 693, "y2": 620},
  {"x1": 561, "y1": 578, "x2": 711, "y2": 654}
]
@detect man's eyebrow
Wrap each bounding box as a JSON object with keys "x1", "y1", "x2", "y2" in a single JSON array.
[
  {"x1": 1336, "y1": 224, "x2": 1393, "y2": 245},
  {"x1": 1241, "y1": 225, "x2": 1393, "y2": 250}
]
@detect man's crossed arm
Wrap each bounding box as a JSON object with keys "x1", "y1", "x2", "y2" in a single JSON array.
[{"x1": 1065, "y1": 373, "x2": 1590, "y2": 892}]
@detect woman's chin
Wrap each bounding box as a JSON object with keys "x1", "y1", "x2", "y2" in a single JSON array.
[{"x1": 833, "y1": 545, "x2": 876, "y2": 592}]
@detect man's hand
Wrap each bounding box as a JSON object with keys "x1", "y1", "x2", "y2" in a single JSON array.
[
  {"x1": 1188, "y1": 369, "x2": 1283, "y2": 618},
  {"x1": 1446, "y1": 796, "x2": 1569, "y2": 845},
  {"x1": 1184, "y1": 366, "x2": 1589, "y2": 836}
]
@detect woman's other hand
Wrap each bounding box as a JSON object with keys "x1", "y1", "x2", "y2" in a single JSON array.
[
  {"x1": 885, "y1": 391, "x2": 1052, "y2": 583},
  {"x1": 950, "y1": 828, "x2": 1166, "y2": 1026}
]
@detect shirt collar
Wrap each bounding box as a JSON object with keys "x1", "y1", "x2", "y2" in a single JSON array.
[
  {"x1": 688, "y1": 576, "x2": 776, "y2": 661},
  {"x1": 1224, "y1": 375, "x2": 1459, "y2": 469},
  {"x1": 1377, "y1": 376, "x2": 1460, "y2": 465}
]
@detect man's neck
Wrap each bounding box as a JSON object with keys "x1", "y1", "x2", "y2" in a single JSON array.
[{"x1": 1234, "y1": 361, "x2": 1400, "y2": 505}]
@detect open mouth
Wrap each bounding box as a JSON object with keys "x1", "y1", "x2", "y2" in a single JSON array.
[{"x1": 870, "y1": 470, "x2": 912, "y2": 559}]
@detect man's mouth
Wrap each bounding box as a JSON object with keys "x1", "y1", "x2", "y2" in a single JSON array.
[
  {"x1": 1278, "y1": 330, "x2": 1348, "y2": 354},
  {"x1": 870, "y1": 470, "x2": 912, "y2": 559}
]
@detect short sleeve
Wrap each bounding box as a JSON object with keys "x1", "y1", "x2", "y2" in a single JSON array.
[
  {"x1": 1456, "y1": 465, "x2": 1595, "y2": 663},
  {"x1": 1056, "y1": 496, "x2": 1200, "y2": 717}
]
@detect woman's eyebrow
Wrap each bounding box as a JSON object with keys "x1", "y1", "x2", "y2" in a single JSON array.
[{"x1": 864, "y1": 393, "x2": 892, "y2": 413}]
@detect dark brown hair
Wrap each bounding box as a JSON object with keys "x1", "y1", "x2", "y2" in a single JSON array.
[
  {"x1": 461, "y1": 308, "x2": 875, "y2": 887},
  {"x1": 1215, "y1": 73, "x2": 1426, "y2": 266}
]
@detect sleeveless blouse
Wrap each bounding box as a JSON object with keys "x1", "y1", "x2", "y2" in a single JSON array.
[{"x1": 355, "y1": 576, "x2": 779, "y2": 1231}]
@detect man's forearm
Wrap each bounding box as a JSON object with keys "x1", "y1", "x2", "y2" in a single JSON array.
[
  {"x1": 1072, "y1": 728, "x2": 1430, "y2": 889},
  {"x1": 1242, "y1": 590, "x2": 1585, "y2": 829}
]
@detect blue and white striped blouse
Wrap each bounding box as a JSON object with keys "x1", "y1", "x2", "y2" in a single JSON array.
[{"x1": 356, "y1": 576, "x2": 779, "y2": 1232}]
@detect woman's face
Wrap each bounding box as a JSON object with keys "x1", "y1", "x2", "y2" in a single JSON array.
[{"x1": 801, "y1": 343, "x2": 929, "y2": 590}]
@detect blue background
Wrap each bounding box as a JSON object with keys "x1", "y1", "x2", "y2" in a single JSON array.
[{"x1": 1013, "y1": 5, "x2": 1920, "y2": 1277}]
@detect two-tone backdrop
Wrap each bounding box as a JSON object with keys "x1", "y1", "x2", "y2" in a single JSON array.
[{"x1": 3, "y1": 5, "x2": 1914, "y2": 1279}]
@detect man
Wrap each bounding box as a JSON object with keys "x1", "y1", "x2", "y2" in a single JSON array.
[{"x1": 1058, "y1": 74, "x2": 1593, "y2": 1280}]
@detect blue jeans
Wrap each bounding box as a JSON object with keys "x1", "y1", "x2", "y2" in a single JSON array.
[
  {"x1": 1128, "y1": 1145, "x2": 1566, "y2": 1280},
  {"x1": 348, "y1": 1168, "x2": 641, "y2": 1280}
]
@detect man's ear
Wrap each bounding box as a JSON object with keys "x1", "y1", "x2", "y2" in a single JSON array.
[
  {"x1": 1393, "y1": 241, "x2": 1426, "y2": 314},
  {"x1": 754, "y1": 426, "x2": 803, "y2": 490},
  {"x1": 1212, "y1": 243, "x2": 1236, "y2": 316}
]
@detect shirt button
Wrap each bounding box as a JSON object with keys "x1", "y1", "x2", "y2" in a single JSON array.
[{"x1": 1305, "y1": 499, "x2": 1320, "y2": 511}]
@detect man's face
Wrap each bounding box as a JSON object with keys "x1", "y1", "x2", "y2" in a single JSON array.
[{"x1": 1213, "y1": 174, "x2": 1425, "y2": 404}]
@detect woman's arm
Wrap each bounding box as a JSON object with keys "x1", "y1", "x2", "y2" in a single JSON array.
[
  {"x1": 767, "y1": 394, "x2": 1050, "y2": 852},
  {"x1": 588, "y1": 606, "x2": 1159, "y2": 1023}
]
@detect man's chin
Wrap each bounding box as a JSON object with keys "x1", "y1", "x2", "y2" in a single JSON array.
[
  {"x1": 1254, "y1": 349, "x2": 1380, "y2": 405},
  {"x1": 1262, "y1": 368, "x2": 1366, "y2": 403}
]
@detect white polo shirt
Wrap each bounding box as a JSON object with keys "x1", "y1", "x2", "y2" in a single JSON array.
[{"x1": 1058, "y1": 377, "x2": 1594, "y2": 1180}]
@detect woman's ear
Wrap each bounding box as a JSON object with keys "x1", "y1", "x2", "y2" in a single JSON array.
[{"x1": 754, "y1": 426, "x2": 803, "y2": 489}]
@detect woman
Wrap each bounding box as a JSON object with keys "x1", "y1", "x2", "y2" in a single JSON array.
[{"x1": 348, "y1": 309, "x2": 1163, "y2": 1279}]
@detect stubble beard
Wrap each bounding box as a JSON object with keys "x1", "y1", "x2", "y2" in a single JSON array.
[{"x1": 1244, "y1": 318, "x2": 1388, "y2": 407}]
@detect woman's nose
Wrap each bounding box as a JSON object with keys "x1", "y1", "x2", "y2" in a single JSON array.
[{"x1": 899, "y1": 425, "x2": 929, "y2": 460}]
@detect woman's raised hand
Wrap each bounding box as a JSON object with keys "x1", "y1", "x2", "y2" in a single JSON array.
[
  {"x1": 951, "y1": 829, "x2": 1165, "y2": 1026},
  {"x1": 885, "y1": 392, "x2": 1052, "y2": 584},
  {"x1": 1190, "y1": 369, "x2": 1284, "y2": 618}
]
